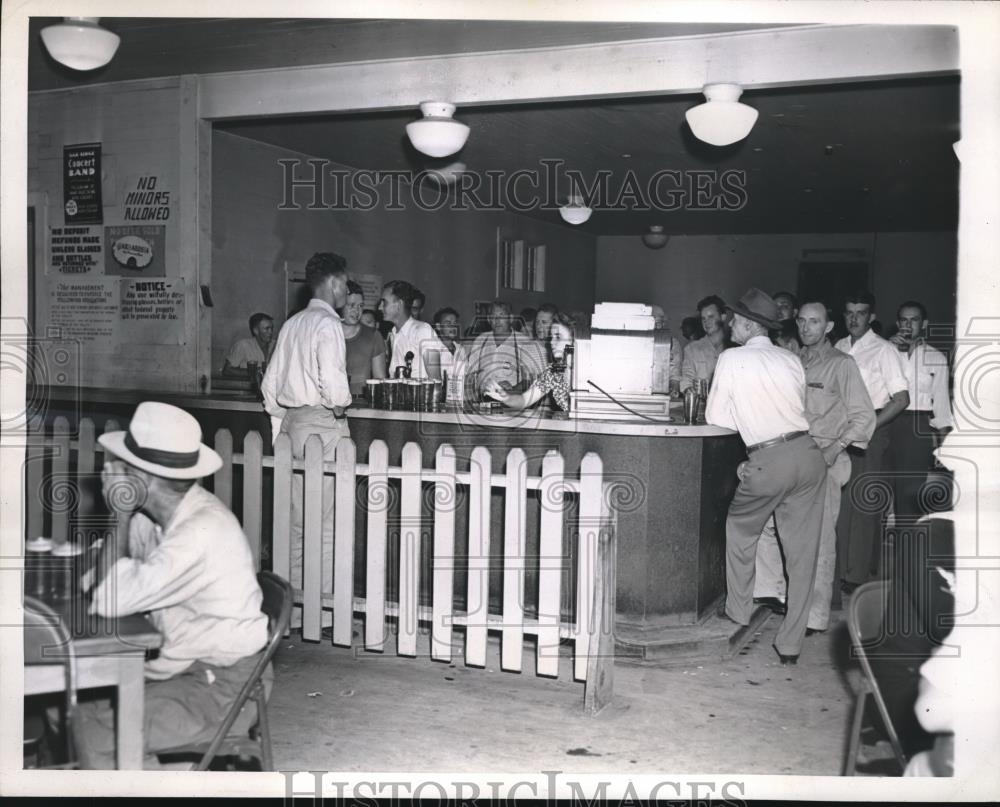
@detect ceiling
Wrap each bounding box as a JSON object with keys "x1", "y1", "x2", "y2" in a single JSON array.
[{"x1": 28, "y1": 18, "x2": 959, "y2": 236}]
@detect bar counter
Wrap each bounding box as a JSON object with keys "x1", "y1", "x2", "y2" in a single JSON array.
[{"x1": 37, "y1": 385, "x2": 744, "y2": 654}]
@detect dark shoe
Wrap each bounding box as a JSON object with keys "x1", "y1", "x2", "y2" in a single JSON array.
[
  {"x1": 774, "y1": 646, "x2": 798, "y2": 665},
  {"x1": 805, "y1": 628, "x2": 826, "y2": 637},
  {"x1": 840, "y1": 580, "x2": 859, "y2": 595},
  {"x1": 753, "y1": 596, "x2": 787, "y2": 615}
]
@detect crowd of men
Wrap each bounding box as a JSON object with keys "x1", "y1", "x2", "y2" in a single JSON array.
[
  {"x1": 704, "y1": 287, "x2": 954, "y2": 669},
  {"x1": 62, "y1": 249, "x2": 952, "y2": 769},
  {"x1": 230, "y1": 257, "x2": 954, "y2": 668}
]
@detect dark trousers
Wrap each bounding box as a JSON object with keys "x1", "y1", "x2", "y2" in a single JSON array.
[
  {"x1": 723, "y1": 435, "x2": 826, "y2": 656},
  {"x1": 836, "y1": 422, "x2": 891, "y2": 585},
  {"x1": 871, "y1": 517, "x2": 954, "y2": 756},
  {"x1": 887, "y1": 411, "x2": 947, "y2": 519}
]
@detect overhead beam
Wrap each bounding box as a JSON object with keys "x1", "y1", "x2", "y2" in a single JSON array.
[{"x1": 199, "y1": 24, "x2": 958, "y2": 120}]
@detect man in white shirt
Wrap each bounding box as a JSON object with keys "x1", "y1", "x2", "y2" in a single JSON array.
[
  {"x1": 261, "y1": 252, "x2": 353, "y2": 627},
  {"x1": 221, "y1": 312, "x2": 274, "y2": 378},
  {"x1": 379, "y1": 279, "x2": 444, "y2": 379},
  {"x1": 834, "y1": 291, "x2": 910, "y2": 592},
  {"x1": 706, "y1": 288, "x2": 827, "y2": 664},
  {"x1": 888, "y1": 300, "x2": 955, "y2": 518},
  {"x1": 467, "y1": 300, "x2": 547, "y2": 396},
  {"x1": 78, "y1": 401, "x2": 269, "y2": 769}
]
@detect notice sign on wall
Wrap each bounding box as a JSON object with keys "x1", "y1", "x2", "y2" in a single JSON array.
[
  {"x1": 353, "y1": 273, "x2": 384, "y2": 310},
  {"x1": 123, "y1": 175, "x2": 171, "y2": 221},
  {"x1": 119, "y1": 278, "x2": 185, "y2": 344},
  {"x1": 104, "y1": 225, "x2": 166, "y2": 277},
  {"x1": 48, "y1": 278, "x2": 119, "y2": 346},
  {"x1": 63, "y1": 143, "x2": 103, "y2": 224},
  {"x1": 49, "y1": 226, "x2": 104, "y2": 274}
]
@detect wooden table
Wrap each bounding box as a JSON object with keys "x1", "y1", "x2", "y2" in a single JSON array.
[{"x1": 23, "y1": 596, "x2": 162, "y2": 769}]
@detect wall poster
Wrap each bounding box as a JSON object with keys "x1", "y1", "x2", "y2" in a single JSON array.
[
  {"x1": 119, "y1": 278, "x2": 186, "y2": 345},
  {"x1": 104, "y1": 224, "x2": 166, "y2": 277},
  {"x1": 352, "y1": 272, "x2": 384, "y2": 310},
  {"x1": 48, "y1": 225, "x2": 104, "y2": 274},
  {"x1": 63, "y1": 143, "x2": 103, "y2": 224},
  {"x1": 48, "y1": 277, "x2": 119, "y2": 347}
]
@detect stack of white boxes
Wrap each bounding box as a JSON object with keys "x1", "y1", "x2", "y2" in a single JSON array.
[{"x1": 587, "y1": 303, "x2": 656, "y2": 395}]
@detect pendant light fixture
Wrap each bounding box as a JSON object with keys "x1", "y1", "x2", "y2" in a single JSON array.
[
  {"x1": 559, "y1": 194, "x2": 592, "y2": 225},
  {"x1": 685, "y1": 83, "x2": 759, "y2": 147},
  {"x1": 40, "y1": 17, "x2": 120, "y2": 71},
  {"x1": 642, "y1": 225, "x2": 670, "y2": 249},
  {"x1": 405, "y1": 102, "x2": 470, "y2": 158}
]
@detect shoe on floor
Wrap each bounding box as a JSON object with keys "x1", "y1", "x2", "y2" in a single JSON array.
[
  {"x1": 753, "y1": 596, "x2": 787, "y2": 615},
  {"x1": 840, "y1": 580, "x2": 860, "y2": 595},
  {"x1": 773, "y1": 646, "x2": 799, "y2": 665},
  {"x1": 805, "y1": 627, "x2": 826, "y2": 637}
]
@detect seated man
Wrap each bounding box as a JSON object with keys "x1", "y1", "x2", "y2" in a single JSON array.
[
  {"x1": 78, "y1": 401, "x2": 270, "y2": 769},
  {"x1": 222, "y1": 312, "x2": 274, "y2": 378}
]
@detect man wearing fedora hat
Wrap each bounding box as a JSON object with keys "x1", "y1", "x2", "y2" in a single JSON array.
[
  {"x1": 77, "y1": 401, "x2": 269, "y2": 769},
  {"x1": 706, "y1": 288, "x2": 827, "y2": 664}
]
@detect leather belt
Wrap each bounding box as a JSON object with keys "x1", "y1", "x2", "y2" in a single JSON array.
[{"x1": 746, "y1": 430, "x2": 808, "y2": 454}]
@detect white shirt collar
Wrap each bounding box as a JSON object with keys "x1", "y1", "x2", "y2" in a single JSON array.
[{"x1": 307, "y1": 298, "x2": 341, "y2": 318}]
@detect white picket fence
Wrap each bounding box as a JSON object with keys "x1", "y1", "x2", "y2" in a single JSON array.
[{"x1": 27, "y1": 417, "x2": 618, "y2": 714}]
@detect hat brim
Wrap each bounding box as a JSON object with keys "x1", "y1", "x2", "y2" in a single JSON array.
[
  {"x1": 98, "y1": 431, "x2": 223, "y2": 480},
  {"x1": 726, "y1": 303, "x2": 782, "y2": 331}
]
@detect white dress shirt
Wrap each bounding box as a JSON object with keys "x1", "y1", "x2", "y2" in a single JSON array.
[
  {"x1": 389, "y1": 317, "x2": 446, "y2": 379},
  {"x1": 261, "y1": 299, "x2": 352, "y2": 417},
  {"x1": 902, "y1": 341, "x2": 954, "y2": 429},
  {"x1": 705, "y1": 335, "x2": 810, "y2": 446},
  {"x1": 834, "y1": 328, "x2": 908, "y2": 409},
  {"x1": 224, "y1": 337, "x2": 266, "y2": 370},
  {"x1": 91, "y1": 484, "x2": 268, "y2": 679}
]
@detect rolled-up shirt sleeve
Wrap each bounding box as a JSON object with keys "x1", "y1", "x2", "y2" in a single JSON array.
[
  {"x1": 879, "y1": 343, "x2": 910, "y2": 397},
  {"x1": 316, "y1": 319, "x2": 352, "y2": 409},
  {"x1": 839, "y1": 358, "x2": 877, "y2": 449}
]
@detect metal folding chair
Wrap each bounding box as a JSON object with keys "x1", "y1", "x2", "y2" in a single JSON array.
[
  {"x1": 23, "y1": 596, "x2": 78, "y2": 768},
  {"x1": 157, "y1": 571, "x2": 292, "y2": 771},
  {"x1": 843, "y1": 580, "x2": 909, "y2": 775}
]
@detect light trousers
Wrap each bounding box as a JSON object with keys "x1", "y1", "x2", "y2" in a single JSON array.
[
  {"x1": 281, "y1": 406, "x2": 350, "y2": 629},
  {"x1": 723, "y1": 435, "x2": 826, "y2": 656},
  {"x1": 753, "y1": 451, "x2": 851, "y2": 630},
  {"x1": 74, "y1": 654, "x2": 271, "y2": 769}
]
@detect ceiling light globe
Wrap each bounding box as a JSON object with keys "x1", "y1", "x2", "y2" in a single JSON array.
[
  {"x1": 40, "y1": 17, "x2": 120, "y2": 71},
  {"x1": 406, "y1": 102, "x2": 470, "y2": 158},
  {"x1": 685, "y1": 83, "x2": 759, "y2": 147}
]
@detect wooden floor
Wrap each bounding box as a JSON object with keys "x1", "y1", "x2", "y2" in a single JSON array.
[{"x1": 268, "y1": 610, "x2": 863, "y2": 776}]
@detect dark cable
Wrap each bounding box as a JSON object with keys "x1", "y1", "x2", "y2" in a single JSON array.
[{"x1": 582, "y1": 379, "x2": 675, "y2": 423}]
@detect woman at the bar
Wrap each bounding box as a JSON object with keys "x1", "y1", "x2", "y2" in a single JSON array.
[{"x1": 484, "y1": 320, "x2": 572, "y2": 412}]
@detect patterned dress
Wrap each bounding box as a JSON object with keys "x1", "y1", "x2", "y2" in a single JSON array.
[{"x1": 530, "y1": 364, "x2": 570, "y2": 411}]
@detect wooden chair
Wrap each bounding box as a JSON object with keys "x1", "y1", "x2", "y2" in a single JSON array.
[
  {"x1": 843, "y1": 580, "x2": 909, "y2": 775},
  {"x1": 157, "y1": 571, "x2": 292, "y2": 771},
  {"x1": 23, "y1": 596, "x2": 78, "y2": 768}
]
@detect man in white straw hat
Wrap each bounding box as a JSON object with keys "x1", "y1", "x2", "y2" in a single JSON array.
[{"x1": 76, "y1": 401, "x2": 269, "y2": 769}]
